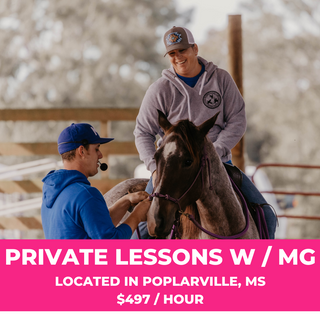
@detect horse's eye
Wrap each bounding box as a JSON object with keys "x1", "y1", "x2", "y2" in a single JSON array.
[{"x1": 185, "y1": 159, "x2": 193, "y2": 167}]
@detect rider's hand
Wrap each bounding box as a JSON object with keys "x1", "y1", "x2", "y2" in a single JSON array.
[{"x1": 125, "y1": 191, "x2": 149, "y2": 206}]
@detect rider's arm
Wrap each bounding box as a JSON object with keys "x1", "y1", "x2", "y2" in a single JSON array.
[
  {"x1": 134, "y1": 82, "x2": 167, "y2": 174},
  {"x1": 211, "y1": 70, "x2": 246, "y2": 160}
]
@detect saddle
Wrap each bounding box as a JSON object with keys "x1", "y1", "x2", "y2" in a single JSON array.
[
  {"x1": 223, "y1": 163, "x2": 243, "y2": 188},
  {"x1": 223, "y1": 163, "x2": 270, "y2": 239}
]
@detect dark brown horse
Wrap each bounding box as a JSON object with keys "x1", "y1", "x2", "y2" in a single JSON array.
[
  {"x1": 145, "y1": 110, "x2": 260, "y2": 239},
  {"x1": 104, "y1": 111, "x2": 260, "y2": 239}
]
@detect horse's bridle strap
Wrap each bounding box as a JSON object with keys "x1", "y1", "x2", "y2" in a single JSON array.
[
  {"x1": 146, "y1": 144, "x2": 252, "y2": 239},
  {"x1": 149, "y1": 145, "x2": 211, "y2": 211}
]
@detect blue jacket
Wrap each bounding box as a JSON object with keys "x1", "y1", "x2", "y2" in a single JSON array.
[{"x1": 41, "y1": 169, "x2": 132, "y2": 239}]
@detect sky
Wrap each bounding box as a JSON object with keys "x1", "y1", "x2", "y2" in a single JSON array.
[
  {"x1": 175, "y1": 0, "x2": 245, "y2": 44},
  {"x1": 176, "y1": 0, "x2": 320, "y2": 41}
]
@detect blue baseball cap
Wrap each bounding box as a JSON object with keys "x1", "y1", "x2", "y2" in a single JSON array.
[{"x1": 58, "y1": 123, "x2": 114, "y2": 154}]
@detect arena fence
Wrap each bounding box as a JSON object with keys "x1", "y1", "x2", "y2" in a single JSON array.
[
  {"x1": 0, "y1": 108, "x2": 139, "y2": 231},
  {"x1": 251, "y1": 163, "x2": 320, "y2": 221}
]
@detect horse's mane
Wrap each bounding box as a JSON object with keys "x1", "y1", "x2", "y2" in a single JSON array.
[{"x1": 166, "y1": 120, "x2": 201, "y2": 165}]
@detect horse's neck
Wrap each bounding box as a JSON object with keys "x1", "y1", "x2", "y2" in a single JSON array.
[{"x1": 196, "y1": 143, "x2": 246, "y2": 238}]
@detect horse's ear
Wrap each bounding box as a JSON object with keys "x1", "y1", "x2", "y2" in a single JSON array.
[
  {"x1": 197, "y1": 111, "x2": 220, "y2": 137},
  {"x1": 158, "y1": 110, "x2": 172, "y2": 133}
]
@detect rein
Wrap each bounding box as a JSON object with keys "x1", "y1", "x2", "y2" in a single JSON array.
[
  {"x1": 180, "y1": 176, "x2": 250, "y2": 239},
  {"x1": 147, "y1": 145, "x2": 251, "y2": 239}
]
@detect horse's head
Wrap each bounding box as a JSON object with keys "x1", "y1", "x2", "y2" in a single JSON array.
[{"x1": 147, "y1": 110, "x2": 220, "y2": 238}]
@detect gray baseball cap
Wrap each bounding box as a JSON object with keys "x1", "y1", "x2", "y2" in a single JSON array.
[{"x1": 163, "y1": 26, "x2": 195, "y2": 56}]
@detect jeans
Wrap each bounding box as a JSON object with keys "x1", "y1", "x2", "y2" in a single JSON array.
[
  {"x1": 239, "y1": 171, "x2": 277, "y2": 239},
  {"x1": 131, "y1": 165, "x2": 277, "y2": 239}
]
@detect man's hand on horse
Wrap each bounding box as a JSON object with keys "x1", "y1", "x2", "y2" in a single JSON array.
[
  {"x1": 132, "y1": 198, "x2": 152, "y2": 222},
  {"x1": 126, "y1": 191, "x2": 149, "y2": 206}
]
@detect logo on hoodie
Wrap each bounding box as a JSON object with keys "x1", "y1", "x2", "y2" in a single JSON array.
[{"x1": 203, "y1": 91, "x2": 221, "y2": 109}]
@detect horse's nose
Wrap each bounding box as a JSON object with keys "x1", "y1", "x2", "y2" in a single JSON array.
[{"x1": 148, "y1": 194, "x2": 179, "y2": 238}]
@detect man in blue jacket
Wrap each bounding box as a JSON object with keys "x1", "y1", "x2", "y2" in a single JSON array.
[{"x1": 41, "y1": 123, "x2": 150, "y2": 239}]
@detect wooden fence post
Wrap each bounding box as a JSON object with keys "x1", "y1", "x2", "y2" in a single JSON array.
[
  {"x1": 100, "y1": 121, "x2": 110, "y2": 179},
  {"x1": 228, "y1": 14, "x2": 245, "y2": 172}
]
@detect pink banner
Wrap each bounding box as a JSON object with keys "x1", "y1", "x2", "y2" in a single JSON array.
[{"x1": 0, "y1": 240, "x2": 318, "y2": 311}]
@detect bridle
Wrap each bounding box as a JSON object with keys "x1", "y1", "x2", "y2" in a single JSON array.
[
  {"x1": 148, "y1": 144, "x2": 251, "y2": 239},
  {"x1": 149, "y1": 144, "x2": 213, "y2": 214}
]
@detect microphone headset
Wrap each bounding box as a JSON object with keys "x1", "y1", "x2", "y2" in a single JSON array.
[
  {"x1": 98, "y1": 161, "x2": 108, "y2": 171},
  {"x1": 58, "y1": 139, "x2": 109, "y2": 171}
]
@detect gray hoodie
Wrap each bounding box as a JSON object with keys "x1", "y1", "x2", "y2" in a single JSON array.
[{"x1": 134, "y1": 56, "x2": 246, "y2": 174}]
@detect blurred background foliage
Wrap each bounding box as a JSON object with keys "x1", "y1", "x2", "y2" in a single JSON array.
[
  {"x1": 201, "y1": 0, "x2": 320, "y2": 238},
  {"x1": 1, "y1": 0, "x2": 320, "y2": 238},
  {"x1": 0, "y1": 0, "x2": 191, "y2": 107}
]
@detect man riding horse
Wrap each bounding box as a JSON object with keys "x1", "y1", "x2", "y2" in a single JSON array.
[{"x1": 133, "y1": 26, "x2": 277, "y2": 239}]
